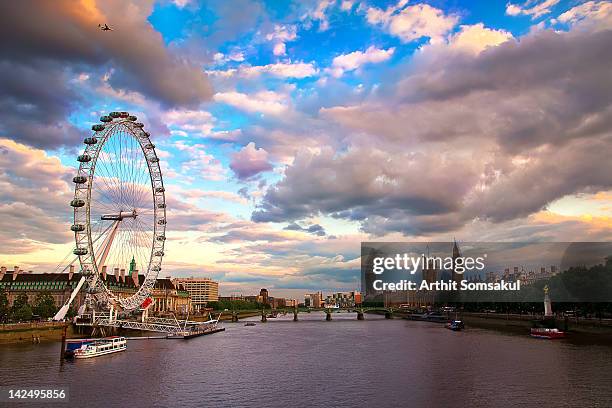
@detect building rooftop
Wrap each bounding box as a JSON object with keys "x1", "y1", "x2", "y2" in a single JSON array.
[{"x1": 0, "y1": 270, "x2": 186, "y2": 294}]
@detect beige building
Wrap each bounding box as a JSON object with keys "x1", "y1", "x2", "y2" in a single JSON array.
[
  {"x1": 0, "y1": 266, "x2": 192, "y2": 316},
  {"x1": 172, "y1": 277, "x2": 219, "y2": 311}
]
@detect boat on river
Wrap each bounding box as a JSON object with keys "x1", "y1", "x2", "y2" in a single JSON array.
[
  {"x1": 70, "y1": 336, "x2": 127, "y2": 359},
  {"x1": 445, "y1": 320, "x2": 464, "y2": 331},
  {"x1": 530, "y1": 328, "x2": 565, "y2": 339}
]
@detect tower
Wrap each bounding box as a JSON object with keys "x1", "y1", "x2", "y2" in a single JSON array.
[
  {"x1": 129, "y1": 256, "x2": 136, "y2": 274},
  {"x1": 451, "y1": 239, "x2": 462, "y2": 285},
  {"x1": 544, "y1": 285, "x2": 553, "y2": 317}
]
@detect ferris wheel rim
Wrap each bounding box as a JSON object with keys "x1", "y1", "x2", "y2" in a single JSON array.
[{"x1": 70, "y1": 112, "x2": 166, "y2": 311}]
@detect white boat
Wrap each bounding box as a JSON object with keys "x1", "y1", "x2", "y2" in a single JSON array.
[{"x1": 73, "y1": 336, "x2": 127, "y2": 359}]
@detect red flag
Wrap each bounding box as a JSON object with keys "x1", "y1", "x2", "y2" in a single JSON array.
[{"x1": 141, "y1": 297, "x2": 153, "y2": 309}]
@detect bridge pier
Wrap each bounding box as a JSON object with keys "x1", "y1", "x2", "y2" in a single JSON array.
[
  {"x1": 325, "y1": 310, "x2": 332, "y2": 321},
  {"x1": 261, "y1": 311, "x2": 267, "y2": 323},
  {"x1": 385, "y1": 311, "x2": 393, "y2": 319},
  {"x1": 357, "y1": 311, "x2": 364, "y2": 320},
  {"x1": 231, "y1": 312, "x2": 239, "y2": 323},
  {"x1": 293, "y1": 309, "x2": 298, "y2": 322}
]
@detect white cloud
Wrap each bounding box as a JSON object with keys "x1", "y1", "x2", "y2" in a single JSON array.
[
  {"x1": 265, "y1": 24, "x2": 298, "y2": 42},
  {"x1": 366, "y1": 1, "x2": 458, "y2": 43},
  {"x1": 341, "y1": 0, "x2": 355, "y2": 12},
  {"x1": 506, "y1": 0, "x2": 560, "y2": 19},
  {"x1": 164, "y1": 110, "x2": 215, "y2": 135},
  {"x1": 557, "y1": 1, "x2": 612, "y2": 30},
  {"x1": 273, "y1": 42, "x2": 287, "y2": 56},
  {"x1": 172, "y1": 0, "x2": 192, "y2": 8},
  {"x1": 446, "y1": 24, "x2": 513, "y2": 54},
  {"x1": 207, "y1": 61, "x2": 317, "y2": 79},
  {"x1": 173, "y1": 140, "x2": 228, "y2": 181},
  {"x1": 266, "y1": 24, "x2": 298, "y2": 57},
  {"x1": 327, "y1": 46, "x2": 395, "y2": 77},
  {"x1": 163, "y1": 109, "x2": 241, "y2": 141},
  {"x1": 212, "y1": 50, "x2": 245, "y2": 65},
  {"x1": 214, "y1": 91, "x2": 289, "y2": 115},
  {"x1": 305, "y1": 0, "x2": 335, "y2": 31}
]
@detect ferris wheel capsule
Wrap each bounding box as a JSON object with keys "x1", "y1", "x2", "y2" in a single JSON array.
[{"x1": 73, "y1": 247, "x2": 88, "y2": 256}]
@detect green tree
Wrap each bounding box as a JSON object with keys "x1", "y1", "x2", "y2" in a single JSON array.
[
  {"x1": 33, "y1": 292, "x2": 58, "y2": 319},
  {"x1": 66, "y1": 305, "x2": 78, "y2": 319},
  {"x1": 0, "y1": 288, "x2": 9, "y2": 323},
  {"x1": 11, "y1": 293, "x2": 32, "y2": 322}
]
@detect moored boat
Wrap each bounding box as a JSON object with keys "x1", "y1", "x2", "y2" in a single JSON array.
[
  {"x1": 445, "y1": 320, "x2": 464, "y2": 331},
  {"x1": 72, "y1": 336, "x2": 127, "y2": 358},
  {"x1": 530, "y1": 328, "x2": 565, "y2": 339}
]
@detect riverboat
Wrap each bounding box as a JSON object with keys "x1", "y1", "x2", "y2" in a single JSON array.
[
  {"x1": 445, "y1": 320, "x2": 464, "y2": 331},
  {"x1": 72, "y1": 336, "x2": 127, "y2": 358},
  {"x1": 530, "y1": 328, "x2": 565, "y2": 339}
]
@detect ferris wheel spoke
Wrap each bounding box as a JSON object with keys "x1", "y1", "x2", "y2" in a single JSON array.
[{"x1": 96, "y1": 164, "x2": 123, "y2": 207}]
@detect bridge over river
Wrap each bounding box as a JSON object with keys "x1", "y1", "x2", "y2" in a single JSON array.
[
  {"x1": 74, "y1": 307, "x2": 399, "y2": 335},
  {"x1": 226, "y1": 307, "x2": 397, "y2": 322}
]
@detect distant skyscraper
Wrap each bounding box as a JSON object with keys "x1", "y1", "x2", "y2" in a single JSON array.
[
  {"x1": 259, "y1": 288, "x2": 269, "y2": 305},
  {"x1": 451, "y1": 239, "x2": 462, "y2": 285}
]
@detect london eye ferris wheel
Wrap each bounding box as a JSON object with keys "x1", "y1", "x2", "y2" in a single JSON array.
[{"x1": 70, "y1": 111, "x2": 166, "y2": 312}]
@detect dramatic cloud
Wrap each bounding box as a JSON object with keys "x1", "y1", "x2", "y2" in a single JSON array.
[
  {"x1": 366, "y1": 1, "x2": 458, "y2": 43},
  {"x1": 327, "y1": 46, "x2": 395, "y2": 77},
  {"x1": 0, "y1": 0, "x2": 213, "y2": 148},
  {"x1": 230, "y1": 142, "x2": 273, "y2": 180},
  {"x1": 254, "y1": 23, "x2": 612, "y2": 236},
  {"x1": 0, "y1": 138, "x2": 74, "y2": 253}
]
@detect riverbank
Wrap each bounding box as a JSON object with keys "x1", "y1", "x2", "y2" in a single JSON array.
[
  {"x1": 459, "y1": 312, "x2": 612, "y2": 343},
  {"x1": 0, "y1": 321, "x2": 74, "y2": 344},
  {"x1": 379, "y1": 310, "x2": 612, "y2": 344},
  {"x1": 0, "y1": 311, "x2": 262, "y2": 344}
]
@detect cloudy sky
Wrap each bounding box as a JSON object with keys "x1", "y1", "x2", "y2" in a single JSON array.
[{"x1": 0, "y1": 0, "x2": 611, "y2": 298}]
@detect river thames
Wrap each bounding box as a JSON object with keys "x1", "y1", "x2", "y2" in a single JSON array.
[{"x1": 1, "y1": 312, "x2": 611, "y2": 407}]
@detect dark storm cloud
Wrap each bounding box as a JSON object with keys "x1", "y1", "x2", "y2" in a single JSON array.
[
  {"x1": 0, "y1": 0, "x2": 213, "y2": 148},
  {"x1": 252, "y1": 146, "x2": 480, "y2": 234},
  {"x1": 284, "y1": 222, "x2": 327, "y2": 236},
  {"x1": 0, "y1": 60, "x2": 82, "y2": 147}
]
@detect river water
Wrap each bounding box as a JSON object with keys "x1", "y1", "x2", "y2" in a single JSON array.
[{"x1": 1, "y1": 312, "x2": 611, "y2": 407}]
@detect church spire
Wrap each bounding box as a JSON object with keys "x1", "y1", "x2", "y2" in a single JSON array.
[{"x1": 129, "y1": 256, "x2": 136, "y2": 273}]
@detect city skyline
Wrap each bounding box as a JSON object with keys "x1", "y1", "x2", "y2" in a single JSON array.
[{"x1": 1, "y1": 0, "x2": 612, "y2": 298}]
